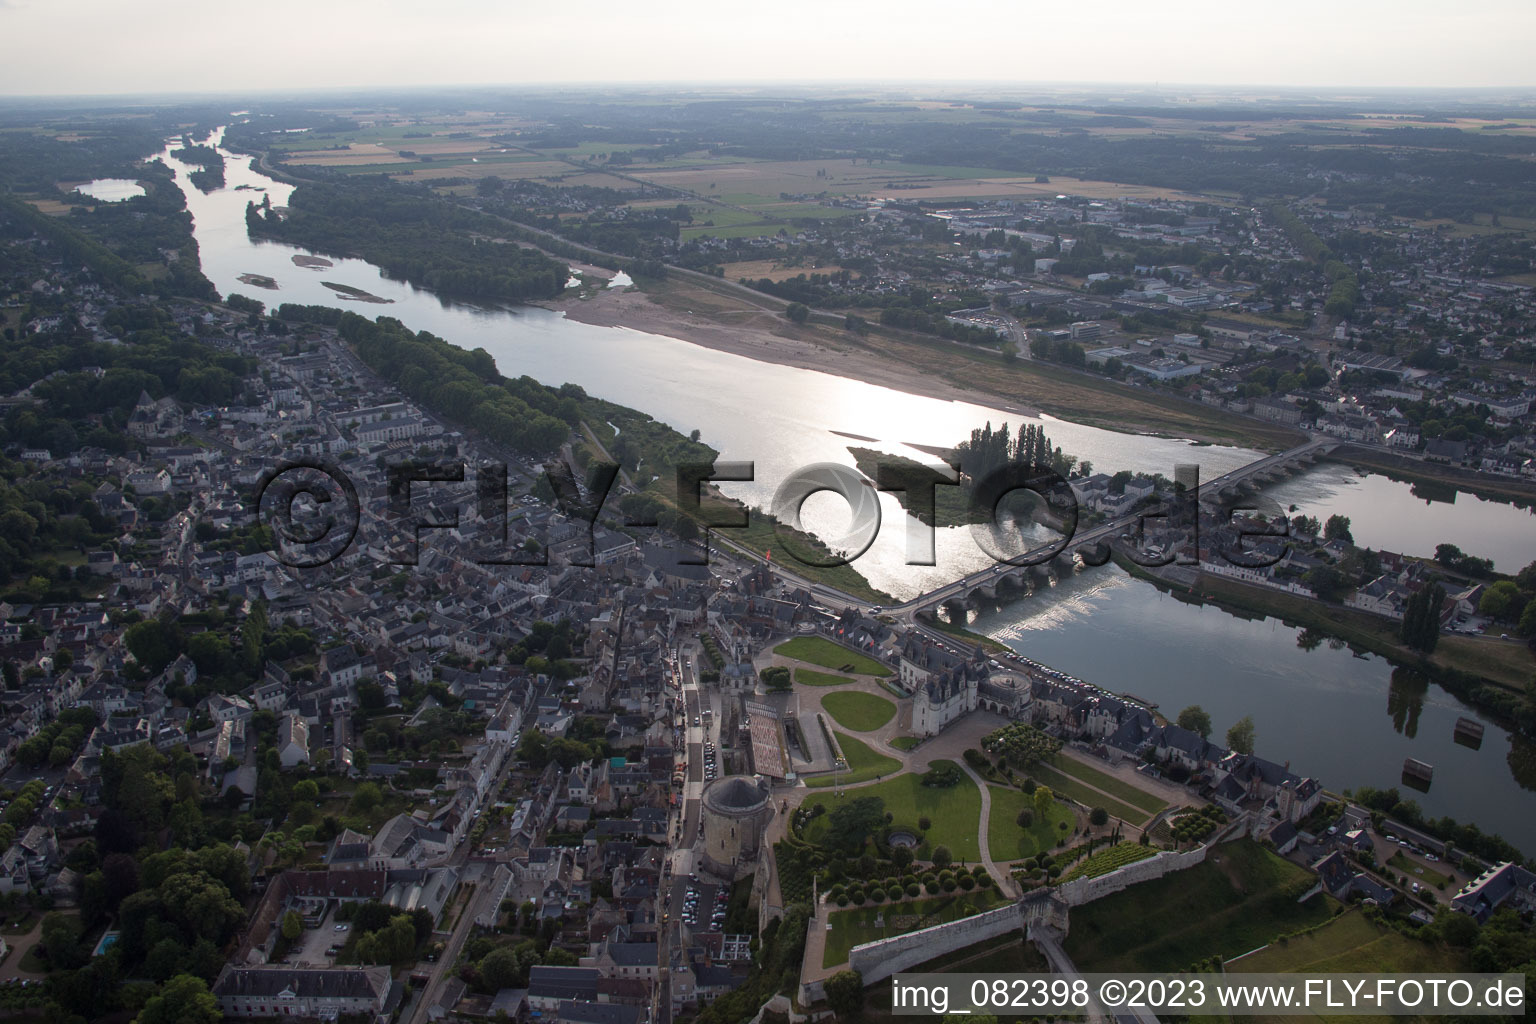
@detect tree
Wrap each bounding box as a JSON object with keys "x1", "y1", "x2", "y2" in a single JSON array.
[
  {"x1": 281, "y1": 909, "x2": 303, "y2": 942},
  {"x1": 352, "y1": 781, "x2": 382, "y2": 814},
  {"x1": 1089, "y1": 807, "x2": 1109, "y2": 827},
  {"x1": 1176, "y1": 705, "x2": 1212, "y2": 738},
  {"x1": 890, "y1": 846, "x2": 913, "y2": 871},
  {"x1": 931, "y1": 845, "x2": 953, "y2": 869},
  {"x1": 134, "y1": 974, "x2": 220, "y2": 1024},
  {"x1": 824, "y1": 969, "x2": 865, "y2": 1017},
  {"x1": 1226, "y1": 716, "x2": 1256, "y2": 755},
  {"x1": 480, "y1": 946, "x2": 523, "y2": 991},
  {"x1": 1015, "y1": 809, "x2": 1033, "y2": 828},
  {"x1": 1401, "y1": 583, "x2": 1446, "y2": 654},
  {"x1": 1479, "y1": 581, "x2": 1522, "y2": 622},
  {"x1": 785, "y1": 302, "x2": 810, "y2": 324},
  {"x1": 1033, "y1": 785, "x2": 1054, "y2": 821},
  {"x1": 1323, "y1": 515, "x2": 1353, "y2": 544}
]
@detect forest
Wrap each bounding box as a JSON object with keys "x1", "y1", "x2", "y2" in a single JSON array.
[{"x1": 245, "y1": 180, "x2": 569, "y2": 304}]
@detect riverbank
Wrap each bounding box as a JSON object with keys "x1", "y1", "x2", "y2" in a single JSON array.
[
  {"x1": 1112, "y1": 552, "x2": 1535, "y2": 718},
  {"x1": 546, "y1": 274, "x2": 1307, "y2": 451},
  {"x1": 1327, "y1": 443, "x2": 1536, "y2": 505}
]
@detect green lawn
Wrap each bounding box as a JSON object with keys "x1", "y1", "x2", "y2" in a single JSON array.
[
  {"x1": 1046, "y1": 755, "x2": 1167, "y2": 815},
  {"x1": 774, "y1": 637, "x2": 891, "y2": 675},
  {"x1": 823, "y1": 890, "x2": 1007, "y2": 968},
  {"x1": 805, "y1": 732, "x2": 901, "y2": 787},
  {"x1": 795, "y1": 668, "x2": 852, "y2": 687},
  {"x1": 1064, "y1": 840, "x2": 1334, "y2": 972},
  {"x1": 822, "y1": 691, "x2": 897, "y2": 731},
  {"x1": 1028, "y1": 762, "x2": 1150, "y2": 825},
  {"x1": 889, "y1": 736, "x2": 920, "y2": 751},
  {"x1": 1387, "y1": 851, "x2": 1453, "y2": 889},
  {"x1": 986, "y1": 785, "x2": 1077, "y2": 862},
  {"x1": 1233, "y1": 909, "x2": 1464, "y2": 973},
  {"x1": 803, "y1": 765, "x2": 982, "y2": 861}
]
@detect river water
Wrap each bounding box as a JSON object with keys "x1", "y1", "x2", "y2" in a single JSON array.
[
  {"x1": 161, "y1": 129, "x2": 1535, "y2": 853},
  {"x1": 1260, "y1": 463, "x2": 1534, "y2": 575},
  {"x1": 972, "y1": 566, "x2": 1536, "y2": 853},
  {"x1": 159, "y1": 130, "x2": 1261, "y2": 600}
]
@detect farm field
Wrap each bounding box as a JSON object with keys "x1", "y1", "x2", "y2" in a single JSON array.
[
  {"x1": 821, "y1": 691, "x2": 897, "y2": 732},
  {"x1": 1064, "y1": 840, "x2": 1334, "y2": 972},
  {"x1": 802, "y1": 765, "x2": 982, "y2": 861},
  {"x1": 985, "y1": 784, "x2": 1078, "y2": 862},
  {"x1": 774, "y1": 637, "x2": 890, "y2": 675}
]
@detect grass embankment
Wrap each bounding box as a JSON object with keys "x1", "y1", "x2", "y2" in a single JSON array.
[
  {"x1": 1046, "y1": 754, "x2": 1167, "y2": 815},
  {"x1": 821, "y1": 691, "x2": 897, "y2": 731},
  {"x1": 774, "y1": 637, "x2": 891, "y2": 675},
  {"x1": 1027, "y1": 761, "x2": 1152, "y2": 826},
  {"x1": 802, "y1": 765, "x2": 982, "y2": 861},
  {"x1": 1114, "y1": 552, "x2": 1535, "y2": 691},
  {"x1": 915, "y1": 611, "x2": 1015, "y2": 655},
  {"x1": 823, "y1": 890, "x2": 1009, "y2": 968},
  {"x1": 794, "y1": 668, "x2": 853, "y2": 687},
  {"x1": 1064, "y1": 839, "x2": 1334, "y2": 972},
  {"x1": 1232, "y1": 908, "x2": 1463, "y2": 974},
  {"x1": 804, "y1": 732, "x2": 902, "y2": 788},
  {"x1": 986, "y1": 785, "x2": 1078, "y2": 862}
]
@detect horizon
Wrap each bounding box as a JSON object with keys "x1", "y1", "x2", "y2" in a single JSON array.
[{"x1": 3, "y1": 0, "x2": 1535, "y2": 98}]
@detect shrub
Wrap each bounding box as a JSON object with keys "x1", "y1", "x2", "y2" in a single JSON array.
[
  {"x1": 905, "y1": 882, "x2": 920, "y2": 897},
  {"x1": 942, "y1": 878, "x2": 957, "y2": 892},
  {"x1": 886, "y1": 885, "x2": 904, "y2": 900},
  {"x1": 918, "y1": 816, "x2": 932, "y2": 831},
  {"x1": 976, "y1": 873, "x2": 994, "y2": 888},
  {"x1": 868, "y1": 888, "x2": 885, "y2": 903},
  {"x1": 958, "y1": 874, "x2": 976, "y2": 890},
  {"x1": 1016, "y1": 809, "x2": 1034, "y2": 828},
  {"x1": 925, "y1": 880, "x2": 943, "y2": 895},
  {"x1": 1089, "y1": 807, "x2": 1109, "y2": 826}
]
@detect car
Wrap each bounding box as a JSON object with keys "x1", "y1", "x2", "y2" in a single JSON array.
[{"x1": 1425, "y1": 853, "x2": 1439, "y2": 862}]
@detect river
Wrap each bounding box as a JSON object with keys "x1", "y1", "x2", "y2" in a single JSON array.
[
  {"x1": 971, "y1": 566, "x2": 1536, "y2": 854},
  {"x1": 1259, "y1": 462, "x2": 1534, "y2": 575},
  {"x1": 162, "y1": 128, "x2": 1534, "y2": 853},
  {"x1": 159, "y1": 129, "x2": 1260, "y2": 601}
]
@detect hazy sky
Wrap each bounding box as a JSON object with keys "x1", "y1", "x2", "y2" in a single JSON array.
[{"x1": 1, "y1": 0, "x2": 1532, "y2": 96}]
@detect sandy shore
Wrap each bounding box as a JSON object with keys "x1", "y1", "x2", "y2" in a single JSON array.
[{"x1": 544, "y1": 284, "x2": 1045, "y2": 420}]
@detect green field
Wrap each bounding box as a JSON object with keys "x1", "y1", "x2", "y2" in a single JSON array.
[
  {"x1": 1064, "y1": 840, "x2": 1334, "y2": 971},
  {"x1": 803, "y1": 765, "x2": 982, "y2": 861},
  {"x1": 823, "y1": 890, "x2": 1008, "y2": 968},
  {"x1": 794, "y1": 668, "x2": 852, "y2": 687},
  {"x1": 1387, "y1": 851, "x2": 1453, "y2": 889},
  {"x1": 1232, "y1": 909, "x2": 1464, "y2": 974},
  {"x1": 986, "y1": 785, "x2": 1078, "y2": 862},
  {"x1": 822, "y1": 691, "x2": 897, "y2": 731},
  {"x1": 1047, "y1": 755, "x2": 1167, "y2": 815},
  {"x1": 774, "y1": 637, "x2": 890, "y2": 675},
  {"x1": 1028, "y1": 762, "x2": 1150, "y2": 825},
  {"x1": 806, "y1": 732, "x2": 901, "y2": 787}
]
